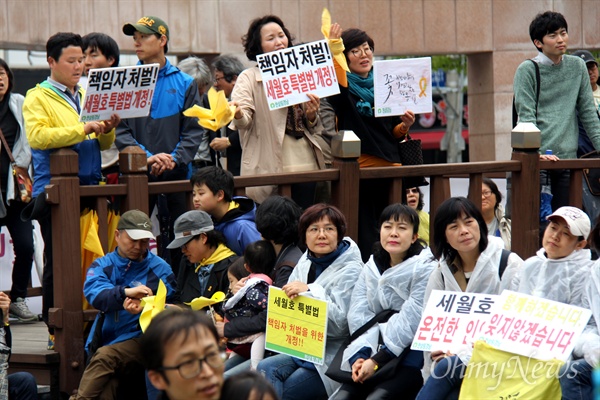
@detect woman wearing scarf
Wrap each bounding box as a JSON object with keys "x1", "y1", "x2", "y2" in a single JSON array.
[
  {"x1": 231, "y1": 15, "x2": 325, "y2": 208},
  {"x1": 327, "y1": 24, "x2": 416, "y2": 260},
  {"x1": 258, "y1": 204, "x2": 363, "y2": 400},
  {"x1": 167, "y1": 210, "x2": 237, "y2": 311}
]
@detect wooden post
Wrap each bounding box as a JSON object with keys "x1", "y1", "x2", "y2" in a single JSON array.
[
  {"x1": 46, "y1": 149, "x2": 84, "y2": 395},
  {"x1": 511, "y1": 123, "x2": 541, "y2": 258},
  {"x1": 330, "y1": 131, "x2": 361, "y2": 241},
  {"x1": 119, "y1": 146, "x2": 149, "y2": 213},
  {"x1": 428, "y1": 175, "x2": 451, "y2": 253}
]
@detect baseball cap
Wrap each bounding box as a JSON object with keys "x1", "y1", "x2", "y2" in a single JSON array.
[
  {"x1": 572, "y1": 50, "x2": 598, "y2": 67},
  {"x1": 546, "y1": 206, "x2": 591, "y2": 238},
  {"x1": 167, "y1": 210, "x2": 214, "y2": 249},
  {"x1": 123, "y1": 16, "x2": 169, "y2": 40},
  {"x1": 117, "y1": 210, "x2": 154, "y2": 240}
]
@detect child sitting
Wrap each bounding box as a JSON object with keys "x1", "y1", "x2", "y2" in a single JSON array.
[{"x1": 222, "y1": 240, "x2": 276, "y2": 370}]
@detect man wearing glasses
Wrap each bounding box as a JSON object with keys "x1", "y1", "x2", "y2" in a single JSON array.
[{"x1": 143, "y1": 308, "x2": 225, "y2": 400}]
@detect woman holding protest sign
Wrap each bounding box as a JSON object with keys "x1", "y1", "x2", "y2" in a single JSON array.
[
  {"x1": 257, "y1": 204, "x2": 363, "y2": 400},
  {"x1": 329, "y1": 204, "x2": 436, "y2": 399},
  {"x1": 326, "y1": 23, "x2": 419, "y2": 260},
  {"x1": 231, "y1": 15, "x2": 324, "y2": 208},
  {"x1": 415, "y1": 197, "x2": 523, "y2": 400}
]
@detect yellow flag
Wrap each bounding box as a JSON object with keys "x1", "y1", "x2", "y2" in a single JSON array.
[
  {"x1": 139, "y1": 280, "x2": 167, "y2": 333},
  {"x1": 183, "y1": 87, "x2": 236, "y2": 131},
  {"x1": 321, "y1": 8, "x2": 349, "y2": 74},
  {"x1": 185, "y1": 291, "x2": 226, "y2": 311}
]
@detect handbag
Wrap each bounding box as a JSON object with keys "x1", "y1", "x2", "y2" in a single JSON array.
[
  {"x1": 73, "y1": 137, "x2": 102, "y2": 186},
  {"x1": 326, "y1": 309, "x2": 404, "y2": 384},
  {"x1": 580, "y1": 150, "x2": 600, "y2": 196},
  {"x1": 398, "y1": 134, "x2": 423, "y2": 165},
  {"x1": 0, "y1": 127, "x2": 32, "y2": 203}
]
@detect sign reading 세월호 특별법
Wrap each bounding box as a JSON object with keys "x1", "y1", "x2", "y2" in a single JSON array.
[
  {"x1": 80, "y1": 63, "x2": 160, "y2": 122},
  {"x1": 256, "y1": 40, "x2": 340, "y2": 110},
  {"x1": 265, "y1": 286, "x2": 328, "y2": 365}
]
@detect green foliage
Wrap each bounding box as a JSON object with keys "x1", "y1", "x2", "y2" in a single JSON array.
[{"x1": 431, "y1": 55, "x2": 467, "y2": 74}]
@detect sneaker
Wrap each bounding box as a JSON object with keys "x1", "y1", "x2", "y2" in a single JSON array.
[
  {"x1": 47, "y1": 334, "x2": 55, "y2": 351},
  {"x1": 9, "y1": 298, "x2": 37, "y2": 322}
]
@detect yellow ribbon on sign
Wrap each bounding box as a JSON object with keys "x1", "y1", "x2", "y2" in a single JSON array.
[
  {"x1": 139, "y1": 280, "x2": 167, "y2": 333},
  {"x1": 183, "y1": 87, "x2": 236, "y2": 131},
  {"x1": 185, "y1": 291, "x2": 226, "y2": 311},
  {"x1": 419, "y1": 77, "x2": 427, "y2": 97},
  {"x1": 321, "y1": 8, "x2": 350, "y2": 75}
]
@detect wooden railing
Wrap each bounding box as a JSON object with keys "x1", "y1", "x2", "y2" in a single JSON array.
[{"x1": 34, "y1": 141, "x2": 598, "y2": 396}]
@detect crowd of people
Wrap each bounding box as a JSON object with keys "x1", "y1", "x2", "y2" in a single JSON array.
[{"x1": 0, "y1": 7, "x2": 599, "y2": 400}]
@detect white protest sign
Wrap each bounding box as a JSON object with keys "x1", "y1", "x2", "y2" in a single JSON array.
[
  {"x1": 257, "y1": 40, "x2": 340, "y2": 110},
  {"x1": 373, "y1": 58, "x2": 432, "y2": 117},
  {"x1": 411, "y1": 290, "x2": 498, "y2": 354},
  {"x1": 478, "y1": 290, "x2": 592, "y2": 362},
  {"x1": 80, "y1": 63, "x2": 160, "y2": 122}
]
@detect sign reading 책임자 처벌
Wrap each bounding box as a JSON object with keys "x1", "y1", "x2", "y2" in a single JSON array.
[
  {"x1": 477, "y1": 290, "x2": 592, "y2": 362},
  {"x1": 411, "y1": 290, "x2": 499, "y2": 356},
  {"x1": 256, "y1": 40, "x2": 340, "y2": 110},
  {"x1": 80, "y1": 63, "x2": 160, "y2": 122},
  {"x1": 265, "y1": 286, "x2": 328, "y2": 365},
  {"x1": 373, "y1": 57, "x2": 432, "y2": 117}
]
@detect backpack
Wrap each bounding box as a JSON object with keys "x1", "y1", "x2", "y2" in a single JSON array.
[{"x1": 512, "y1": 59, "x2": 540, "y2": 127}]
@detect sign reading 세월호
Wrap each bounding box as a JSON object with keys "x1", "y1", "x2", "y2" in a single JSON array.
[
  {"x1": 265, "y1": 286, "x2": 328, "y2": 365},
  {"x1": 256, "y1": 40, "x2": 340, "y2": 110},
  {"x1": 80, "y1": 63, "x2": 160, "y2": 122},
  {"x1": 411, "y1": 290, "x2": 498, "y2": 355},
  {"x1": 411, "y1": 290, "x2": 592, "y2": 362}
]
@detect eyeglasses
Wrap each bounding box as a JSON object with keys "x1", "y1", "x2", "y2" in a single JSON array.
[
  {"x1": 214, "y1": 76, "x2": 226, "y2": 84},
  {"x1": 349, "y1": 47, "x2": 373, "y2": 58},
  {"x1": 406, "y1": 188, "x2": 419, "y2": 194},
  {"x1": 482, "y1": 190, "x2": 493, "y2": 198},
  {"x1": 159, "y1": 351, "x2": 225, "y2": 380}
]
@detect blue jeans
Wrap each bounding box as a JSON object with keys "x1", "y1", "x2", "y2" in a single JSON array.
[
  {"x1": 257, "y1": 354, "x2": 327, "y2": 400},
  {"x1": 559, "y1": 359, "x2": 593, "y2": 400},
  {"x1": 8, "y1": 372, "x2": 37, "y2": 400},
  {"x1": 224, "y1": 354, "x2": 252, "y2": 378},
  {"x1": 416, "y1": 355, "x2": 464, "y2": 400}
]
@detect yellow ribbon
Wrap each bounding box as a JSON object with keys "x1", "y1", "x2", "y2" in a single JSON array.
[
  {"x1": 139, "y1": 280, "x2": 167, "y2": 333},
  {"x1": 185, "y1": 291, "x2": 226, "y2": 311},
  {"x1": 321, "y1": 8, "x2": 350, "y2": 73},
  {"x1": 183, "y1": 87, "x2": 236, "y2": 131},
  {"x1": 419, "y1": 77, "x2": 427, "y2": 98}
]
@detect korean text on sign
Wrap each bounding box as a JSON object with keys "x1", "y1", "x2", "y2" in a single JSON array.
[
  {"x1": 256, "y1": 40, "x2": 340, "y2": 110},
  {"x1": 411, "y1": 290, "x2": 498, "y2": 354},
  {"x1": 80, "y1": 63, "x2": 160, "y2": 122},
  {"x1": 373, "y1": 57, "x2": 432, "y2": 117},
  {"x1": 478, "y1": 290, "x2": 592, "y2": 362},
  {"x1": 265, "y1": 286, "x2": 328, "y2": 365}
]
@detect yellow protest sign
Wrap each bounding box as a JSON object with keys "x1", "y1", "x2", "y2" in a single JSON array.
[{"x1": 265, "y1": 287, "x2": 328, "y2": 365}]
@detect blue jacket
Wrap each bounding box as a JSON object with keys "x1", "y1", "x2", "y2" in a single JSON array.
[
  {"x1": 215, "y1": 196, "x2": 261, "y2": 255},
  {"x1": 84, "y1": 249, "x2": 176, "y2": 352},
  {"x1": 115, "y1": 59, "x2": 205, "y2": 167}
]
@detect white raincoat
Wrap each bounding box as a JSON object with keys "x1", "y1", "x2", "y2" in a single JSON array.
[
  {"x1": 287, "y1": 237, "x2": 363, "y2": 397},
  {"x1": 422, "y1": 236, "x2": 523, "y2": 378},
  {"x1": 341, "y1": 248, "x2": 437, "y2": 371},
  {"x1": 514, "y1": 247, "x2": 592, "y2": 307},
  {"x1": 572, "y1": 261, "x2": 600, "y2": 367}
]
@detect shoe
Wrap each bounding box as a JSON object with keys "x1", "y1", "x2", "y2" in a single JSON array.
[
  {"x1": 9, "y1": 298, "x2": 37, "y2": 322},
  {"x1": 47, "y1": 334, "x2": 55, "y2": 351}
]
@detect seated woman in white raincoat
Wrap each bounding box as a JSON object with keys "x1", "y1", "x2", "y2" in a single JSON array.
[
  {"x1": 331, "y1": 204, "x2": 437, "y2": 400},
  {"x1": 416, "y1": 197, "x2": 523, "y2": 400},
  {"x1": 257, "y1": 204, "x2": 363, "y2": 400}
]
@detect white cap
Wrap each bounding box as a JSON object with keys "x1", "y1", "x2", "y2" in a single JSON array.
[{"x1": 547, "y1": 206, "x2": 591, "y2": 238}]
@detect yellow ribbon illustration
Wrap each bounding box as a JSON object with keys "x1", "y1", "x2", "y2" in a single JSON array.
[
  {"x1": 185, "y1": 291, "x2": 226, "y2": 311},
  {"x1": 183, "y1": 87, "x2": 236, "y2": 131},
  {"x1": 419, "y1": 77, "x2": 428, "y2": 98},
  {"x1": 321, "y1": 8, "x2": 350, "y2": 74},
  {"x1": 139, "y1": 280, "x2": 167, "y2": 333}
]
